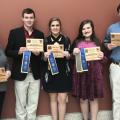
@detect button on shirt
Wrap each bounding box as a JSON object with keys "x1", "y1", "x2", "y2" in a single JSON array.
[{"x1": 104, "y1": 22, "x2": 120, "y2": 62}]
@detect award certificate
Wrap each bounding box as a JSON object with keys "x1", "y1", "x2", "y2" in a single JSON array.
[
  {"x1": 111, "y1": 33, "x2": 120, "y2": 46},
  {"x1": 84, "y1": 47, "x2": 101, "y2": 61},
  {"x1": 26, "y1": 38, "x2": 44, "y2": 52},
  {"x1": 0, "y1": 67, "x2": 7, "y2": 82},
  {"x1": 47, "y1": 42, "x2": 64, "y2": 58}
]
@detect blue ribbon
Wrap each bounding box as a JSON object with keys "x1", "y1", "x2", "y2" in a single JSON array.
[
  {"x1": 80, "y1": 48, "x2": 88, "y2": 71},
  {"x1": 21, "y1": 51, "x2": 31, "y2": 73},
  {"x1": 48, "y1": 52, "x2": 59, "y2": 75}
]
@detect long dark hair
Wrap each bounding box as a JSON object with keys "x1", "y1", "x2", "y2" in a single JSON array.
[{"x1": 75, "y1": 19, "x2": 100, "y2": 46}]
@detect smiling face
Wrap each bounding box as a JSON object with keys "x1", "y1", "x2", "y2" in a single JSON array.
[
  {"x1": 22, "y1": 13, "x2": 35, "y2": 29},
  {"x1": 50, "y1": 20, "x2": 61, "y2": 37},
  {"x1": 82, "y1": 23, "x2": 93, "y2": 39}
]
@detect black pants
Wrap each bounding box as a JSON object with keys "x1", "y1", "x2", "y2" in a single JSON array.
[{"x1": 0, "y1": 91, "x2": 5, "y2": 117}]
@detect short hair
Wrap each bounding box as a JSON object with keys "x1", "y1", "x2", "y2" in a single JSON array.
[
  {"x1": 48, "y1": 17, "x2": 62, "y2": 29},
  {"x1": 22, "y1": 8, "x2": 35, "y2": 18},
  {"x1": 117, "y1": 4, "x2": 120, "y2": 13}
]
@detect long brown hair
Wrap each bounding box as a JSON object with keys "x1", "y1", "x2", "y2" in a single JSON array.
[{"x1": 75, "y1": 19, "x2": 100, "y2": 46}]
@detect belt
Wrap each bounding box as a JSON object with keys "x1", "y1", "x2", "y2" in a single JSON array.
[{"x1": 113, "y1": 62, "x2": 120, "y2": 66}]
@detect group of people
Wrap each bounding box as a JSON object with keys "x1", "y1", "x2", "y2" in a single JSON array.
[{"x1": 0, "y1": 3, "x2": 120, "y2": 120}]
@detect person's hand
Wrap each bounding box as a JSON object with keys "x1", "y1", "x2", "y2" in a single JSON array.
[
  {"x1": 107, "y1": 43, "x2": 117, "y2": 50},
  {"x1": 5, "y1": 70, "x2": 11, "y2": 80},
  {"x1": 98, "y1": 51, "x2": 104, "y2": 59},
  {"x1": 44, "y1": 52, "x2": 51, "y2": 59},
  {"x1": 18, "y1": 47, "x2": 27, "y2": 55},
  {"x1": 63, "y1": 51, "x2": 70, "y2": 58},
  {"x1": 31, "y1": 49, "x2": 40, "y2": 56},
  {"x1": 73, "y1": 48, "x2": 80, "y2": 55}
]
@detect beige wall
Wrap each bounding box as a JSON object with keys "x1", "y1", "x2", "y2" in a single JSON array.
[{"x1": 1, "y1": 0, "x2": 120, "y2": 118}]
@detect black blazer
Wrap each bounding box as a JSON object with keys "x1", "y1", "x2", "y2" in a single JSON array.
[{"x1": 5, "y1": 27, "x2": 44, "y2": 81}]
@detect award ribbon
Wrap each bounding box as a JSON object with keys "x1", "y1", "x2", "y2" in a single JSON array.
[
  {"x1": 75, "y1": 48, "x2": 88, "y2": 72},
  {"x1": 48, "y1": 52, "x2": 59, "y2": 75},
  {"x1": 75, "y1": 52, "x2": 83, "y2": 72},
  {"x1": 21, "y1": 51, "x2": 31, "y2": 73},
  {"x1": 80, "y1": 48, "x2": 88, "y2": 71}
]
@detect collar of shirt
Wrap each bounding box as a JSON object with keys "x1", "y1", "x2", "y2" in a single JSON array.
[
  {"x1": 24, "y1": 27, "x2": 35, "y2": 38},
  {"x1": 51, "y1": 34, "x2": 62, "y2": 42}
]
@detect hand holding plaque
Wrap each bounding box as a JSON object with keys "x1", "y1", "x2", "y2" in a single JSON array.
[
  {"x1": 47, "y1": 42, "x2": 64, "y2": 58},
  {"x1": 26, "y1": 38, "x2": 44, "y2": 52},
  {"x1": 111, "y1": 33, "x2": 120, "y2": 46},
  {"x1": 0, "y1": 67, "x2": 7, "y2": 82}
]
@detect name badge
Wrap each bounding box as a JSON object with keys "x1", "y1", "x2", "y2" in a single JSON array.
[
  {"x1": 48, "y1": 52, "x2": 59, "y2": 75},
  {"x1": 21, "y1": 51, "x2": 31, "y2": 73}
]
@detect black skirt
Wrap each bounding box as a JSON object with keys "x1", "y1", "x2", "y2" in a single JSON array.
[{"x1": 43, "y1": 59, "x2": 72, "y2": 93}]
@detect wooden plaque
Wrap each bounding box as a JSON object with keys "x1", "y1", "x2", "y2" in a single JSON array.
[
  {"x1": 47, "y1": 42, "x2": 64, "y2": 58},
  {"x1": 84, "y1": 47, "x2": 101, "y2": 61},
  {"x1": 111, "y1": 33, "x2": 120, "y2": 46},
  {"x1": 26, "y1": 38, "x2": 44, "y2": 52},
  {"x1": 0, "y1": 67, "x2": 7, "y2": 82}
]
